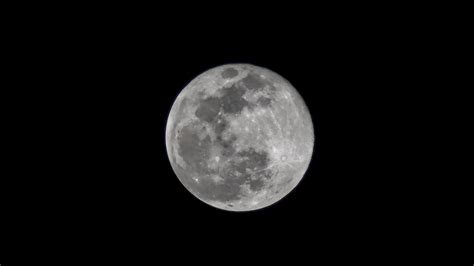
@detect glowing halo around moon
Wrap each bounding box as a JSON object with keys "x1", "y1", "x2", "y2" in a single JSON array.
[{"x1": 166, "y1": 64, "x2": 314, "y2": 211}]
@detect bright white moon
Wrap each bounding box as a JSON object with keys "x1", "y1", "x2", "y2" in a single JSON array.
[{"x1": 166, "y1": 64, "x2": 314, "y2": 211}]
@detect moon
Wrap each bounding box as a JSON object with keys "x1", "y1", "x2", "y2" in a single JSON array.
[{"x1": 166, "y1": 64, "x2": 314, "y2": 211}]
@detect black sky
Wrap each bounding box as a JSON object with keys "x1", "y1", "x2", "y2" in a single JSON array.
[{"x1": 6, "y1": 7, "x2": 441, "y2": 259}]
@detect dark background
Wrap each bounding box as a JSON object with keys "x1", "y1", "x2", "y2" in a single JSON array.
[{"x1": 6, "y1": 5, "x2": 450, "y2": 259}]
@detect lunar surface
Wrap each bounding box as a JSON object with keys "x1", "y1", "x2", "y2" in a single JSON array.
[{"x1": 166, "y1": 64, "x2": 314, "y2": 211}]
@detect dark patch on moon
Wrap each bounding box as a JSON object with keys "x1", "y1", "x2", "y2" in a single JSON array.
[
  {"x1": 221, "y1": 68, "x2": 239, "y2": 79},
  {"x1": 189, "y1": 83, "x2": 272, "y2": 202},
  {"x1": 248, "y1": 178, "x2": 265, "y2": 191},
  {"x1": 242, "y1": 72, "x2": 265, "y2": 90},
  {"x1": 258, "y1": 169, "x2": 275, "y2": 181},
  {"x1": 195, "y1": 96, "x2": 221, "y2": 123},
  {"x1": 214, "y1": 177, "x2": 245, "y2": 201},
  {"x1": 195, "y1": 83, "x2": 251, "y2": 122},
  {"x1": 189, "y1": 144, "x2": 271, "y2": 203},
  {"x1": 220, "y1": 84, "x2": 249, "y2": 115},
  {"x1": 236, "y1": 148, "x2": 269, "y2": 172},
  {"x1": 241, "y1": 73, "x2": 276, "y2": 108},
  {"x1": 177, "y1": 122, "x2": 211, "y2": 173},
  {"x1": 229, "y1": 148, "x2": 270, "y2": 192},
  {"x1": 257, "y1": 96, "x2": 272, "y2": 107},
  {"x1": 218, "y1": 134, "x2": 237, "y2": 157},
  {"x1": 194, "y1": 170, "x2": 245, "y2": 202},
  {"x1": 214, "y1": 116, "x2": 227, "y2": 135}
]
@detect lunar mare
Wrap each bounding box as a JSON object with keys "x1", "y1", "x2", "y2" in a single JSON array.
[{"x1": 166, "y1": 64, "x2": 314, "y2": 211}]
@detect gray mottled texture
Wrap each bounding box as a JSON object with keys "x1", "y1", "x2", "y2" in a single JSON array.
[{"x1": 166, "y1": 64, "x2": 314, "y2": 211}]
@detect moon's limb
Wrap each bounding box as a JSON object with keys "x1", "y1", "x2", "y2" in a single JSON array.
[{"x1": 166, "y1": 64, "x2": 314, "y2": 211}]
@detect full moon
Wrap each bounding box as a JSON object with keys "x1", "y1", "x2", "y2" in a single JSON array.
[{"x1": 166, "y1": 64, "x2": 314, "y2": 211}]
